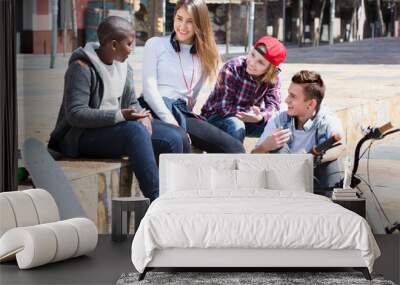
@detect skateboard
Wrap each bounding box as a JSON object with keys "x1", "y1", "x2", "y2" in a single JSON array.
[{"x1": 21, "y1": 138, "x2": 87, "y2": 219}]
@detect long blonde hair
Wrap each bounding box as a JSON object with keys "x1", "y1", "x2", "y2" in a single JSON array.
[
  {"x1": 256, "y1": 44, "x2": 279, "y2": 84},
  {"x1": 174, "y1": 0, "x2": 220, "y2": 81},
  {"x1": 261, "y1": 64, "x2": 278, "y2": 83}
]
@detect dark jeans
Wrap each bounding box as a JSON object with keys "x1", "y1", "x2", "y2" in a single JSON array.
[
  {"x1": 78, "y1": 119, "x2": 190, "y2": 201},
  {"x1": 185, "y1": 117, "x2": 245, "y2": 153},
  {"x1": 139, "y1": 97, "x2": 245, "y2": 153},
  {"x1": 272, "y1": 144, "x2": 342, "y2": 192},
  {"x1": 207, "y1": 115, "x2": 266, "y2": 143}
]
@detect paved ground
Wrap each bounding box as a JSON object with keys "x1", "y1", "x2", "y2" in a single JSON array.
[
  {"x1": 285, "y1": 38, "x2": 400, "y2": 64},
  {"x1": 16, "y1": 37, "x2": 400, "y2": 234},
  {"x1": 17, "y1": 38, "x2": 400, "y2": 146}
]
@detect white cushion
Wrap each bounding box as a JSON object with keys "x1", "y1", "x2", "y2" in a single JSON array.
[
  {"x1": 211, "y1": 169, "x2": 268, "y2": 192},
  {"x1": 160, "y1": 155, "x2": 236, "y2": 194},
  {"x1": 167, "y1": 163, "x2": 211, "y2": 192},
  {"x1": 266, "y1": 166, "x2": 307, "y2": 191},
  {"x1": 236, "y1": 169, "x2": 268, "y2": 189},
  {"x1": 212, "y1": 168, "x2": 236, "y2": 191},
  {"x1": 237, "y1": 157, "x2": 310, "y2": 192}
]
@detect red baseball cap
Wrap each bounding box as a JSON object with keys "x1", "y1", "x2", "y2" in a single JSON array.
[{"x1": 254, "y1": 36, "x2": 287, "y2": 67}]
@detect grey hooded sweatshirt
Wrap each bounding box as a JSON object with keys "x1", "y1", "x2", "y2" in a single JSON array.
[{"x1": 48, "y1": 46, "x2": 143, "y2": 157}]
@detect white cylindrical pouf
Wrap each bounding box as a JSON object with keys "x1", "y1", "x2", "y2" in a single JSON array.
[{"x1": 0, "y1": 190, "x2": 98, "y2": 269}]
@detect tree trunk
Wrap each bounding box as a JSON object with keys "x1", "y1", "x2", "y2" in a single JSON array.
[
  {"x1": 225, "y1": 3, "x2": 231, "y2": 55},
  {"x1": 316, "y1": 0, "x2": 326, "y2": 46},
  {"x1": 329, "y1": 0, "x2": 335, "y2": 45},
  {"x1": 71, "y1": 0, "x2": 78, "y2": 50},
  {"x1": 357, "y1": 0, "x2": 366, "y2": 40},
  {"x1": 248, "y1": 0, "x2": 255, "y2": 49},
  {"x1": 50, "y1": 0, "x2": 58, "y2": 68},
  {"x1": 298, "y1": 0, "x2": 304, "y2": 46},
  {"x1": 349, "y1": 0, "x2": 358, "y2": 41},
  {"x1": 61, "y1": 0, "x2": 68, "y2": 56},
  {"x1": 282, "y1": 0, "x2": 286, "y2": 42},
  {"x1": 376, "y1": 0, "x2": 385, "y2": 36}
]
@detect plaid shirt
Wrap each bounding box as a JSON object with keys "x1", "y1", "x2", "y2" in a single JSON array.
[{"x1": 201, "y1": 56, "x2": 281, "y2": 122}]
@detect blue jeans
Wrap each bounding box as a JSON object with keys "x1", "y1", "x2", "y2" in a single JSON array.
[
  {"x1": 78, "y1": 119, "x2": 190, "y2": 201},
  {"x1": 207, "y1": 115, "x2": 266, "y2": 142}
]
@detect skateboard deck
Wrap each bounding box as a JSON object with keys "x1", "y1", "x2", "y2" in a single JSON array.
[{"x1": 22, "y1": 138, "x2": 87, "y2": 219}]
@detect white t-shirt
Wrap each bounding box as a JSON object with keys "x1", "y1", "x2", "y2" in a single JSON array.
[
  {"x1": 83, "y1": 42, "x2": 127, "y2": 111},
  {"x1": 83, "y1": 42, "x2": 127, "y2": 122},
  {"x1": 290, "y1": 129, "x2": 316, "y2": 153}
]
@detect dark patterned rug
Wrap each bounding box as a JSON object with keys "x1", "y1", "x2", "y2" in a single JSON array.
[{"x1": 116, "y1": 271, "x2": 395, "y2": 285}]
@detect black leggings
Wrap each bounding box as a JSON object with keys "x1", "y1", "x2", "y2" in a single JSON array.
[{"x1": 185, "y1": 117, "x2": 245, "y2": 153}]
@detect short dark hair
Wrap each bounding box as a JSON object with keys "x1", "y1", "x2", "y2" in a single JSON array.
[
  {"x1": 97, "y1": 16, "x2": 133, "y2": 45},
  {"x1": 291, "y1": 70, "x2": 325, "y2": 110}
]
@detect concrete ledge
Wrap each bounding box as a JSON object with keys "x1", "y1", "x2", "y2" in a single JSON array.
[
  {"x1": 336, "y1": 95, "x2": 400, "y2": 153},
  {"x1": 56, "y1": 158, "x2": 142, "y2": 234}
]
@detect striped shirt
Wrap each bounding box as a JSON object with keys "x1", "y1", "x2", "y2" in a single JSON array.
[{"x1": 201, "y1": 56, "x2": 281, "y2": 122}]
